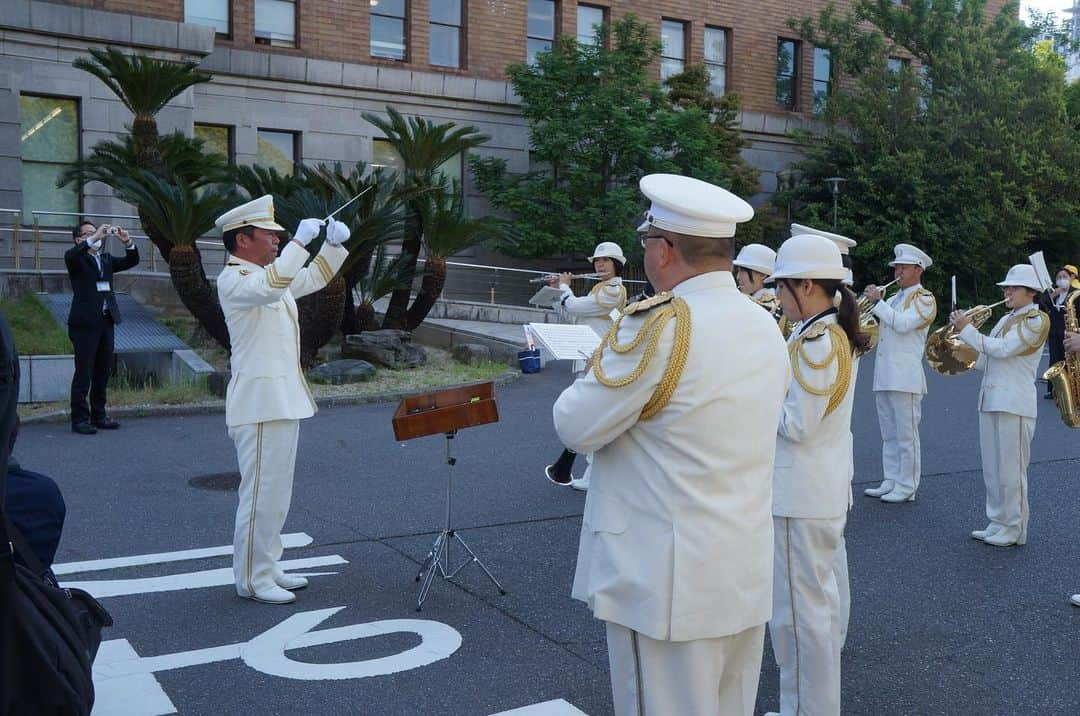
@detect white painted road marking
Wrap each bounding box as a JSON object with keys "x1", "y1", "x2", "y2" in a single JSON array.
[{"x1": 489, "y1": 700, "x2": 591, "y2": 715}]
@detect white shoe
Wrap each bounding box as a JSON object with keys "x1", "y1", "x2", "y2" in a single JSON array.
[
  {"x1": 971, "y1": 524, "x2": 1002, "y2": 541},
  {"x1": 1069, "y1": 593, "x2": 1080, "y2": 607},
  {"x1": 238, "y1": 585, "x2": 296, "y2": 604},
  {"x1": 983, "y1": 530, "x2": 1020, "y2": 547},
  {"x1": 880, "y1": 488, "x2": 915, "y2": 503},
  {"x1": 864, "y1": 482, "x2": 894, "y2": 497},
  {"x1": 275, "y1": 573, "x2": 309, "y2": 591},
  {"x1": 569, "y1": 476, "x2": 590, "y2": 492}
]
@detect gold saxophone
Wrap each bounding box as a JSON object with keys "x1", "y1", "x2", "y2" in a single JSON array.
[{"x1": 1045, "y1": 291, "x2": 1080, "y2": 428}]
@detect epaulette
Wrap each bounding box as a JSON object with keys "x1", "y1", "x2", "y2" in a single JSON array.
[
  {"x1": 802, "y1": 322, "x2": 828, "y2": 340},
  {"x1": 623, "y1": 291, "x2": 674, "y2": 316}
]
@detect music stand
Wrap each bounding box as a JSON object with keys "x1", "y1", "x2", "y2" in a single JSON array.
[{"x1": 392, "y1": 381, "x2": 506, "y2": 610}]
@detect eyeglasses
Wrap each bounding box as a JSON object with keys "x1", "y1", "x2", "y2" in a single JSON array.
[{"x1": 640, "y1": 235, "x2": 674, "y2": 249}]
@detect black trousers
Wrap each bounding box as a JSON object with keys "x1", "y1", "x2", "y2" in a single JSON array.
[{"x1": 68, "y1": 317, "x2": 114, "y2": 425}]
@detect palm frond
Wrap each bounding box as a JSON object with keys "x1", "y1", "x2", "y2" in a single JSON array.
[
  {"x1": 111, "y1": 170, "x2": 239, "y2": 247},
  {"x1": 417, "y1": 181, "x2": 504, "y2": 258},
  {"x1": 362, "y1": 106, "x2": 491, "y2": 183},
  {"x1": 234, "y1": 164, "x2": 304, "y2": 201},
  {"x1": 58, "y1": 131, "x2": 230, "y2": 192},
  {"x1": 72, "y1": 47, "x2": 211, "y2": 118},
  {"x1": 356, "y1": 246, "x2": 417, "y2": 303}
]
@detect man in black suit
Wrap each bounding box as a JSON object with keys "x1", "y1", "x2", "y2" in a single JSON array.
[{"x1": 65, "y1": 220, "x2": 139, "y2": 435}]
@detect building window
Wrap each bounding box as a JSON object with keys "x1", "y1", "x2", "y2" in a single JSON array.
[
  {"x1": 195, "y1": 123, "x2": 234, "y2": 165},
  {"x1": 19, "y1": 95, "x2": 79, "y2": 225},
  {"x1": 776, "y1": 39, "x2": 799, "y2": 110},
  {"x1": 371, "y1": 0, "x2": 408, "y2": 61},
  {"x1": 888, "y1": 56, "x2": 909, "y2": 74},
  {"x1": 429, "y1": 0, "x2": 462, "y2": 68},
  {"x1": 256, "y1": 129, "x2": 299, "y2": 175},
  {"x1": 254, "y1": 0, "x2": 296, "y2": 48},
  {"x1": 185, "y1": 0, "x2": 230, "y2": 36},
  {"x1": 812, "y1": 47, "x2": 832, "y2": 116},
  {"x1": 660, "y1": 20, "x2": 687, "y2": 82},
  {"x1": 527, "y1": 0, "x2": 557, "y2": 65},
  {"x1": 577, "y1": 4, "x2": 605, "y2": 46},
  {"x1": 371, "y1": 138, "x2": 404, "y2": 175},
  {"x1": 704, "y1": 26, "x2": 728, "y2": 96}
]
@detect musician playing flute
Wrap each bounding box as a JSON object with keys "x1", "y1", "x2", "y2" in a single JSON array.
[
  {"x1": 764, "y1": 234, "x2": 867, "y2": 716},
  {"x1": 554, "y1": 174, "x2": 790, "y2": 716},
  {"x1": 862, "y1": 244, "x2": 936, "y2": 503},
  {"x1": 215, "y1": 195, "x2": 349, "y2": 605},
  {"x1": 544, "y1": 242, "x2": 627, "y2": 491},
  {"x1": 950, "y1": 264, "x2": 1050, "y2": 547}
]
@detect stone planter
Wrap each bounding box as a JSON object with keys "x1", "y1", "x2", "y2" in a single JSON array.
[{"x1": 18, "y1": 354, "x2": 75, "y2": 403}]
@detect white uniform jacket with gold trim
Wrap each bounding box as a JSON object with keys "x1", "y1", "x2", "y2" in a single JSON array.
[
  {"x1": 774, "y1": 313, "x2": 858, "y2": 519},
  {"x1": 556, "y1": 277, "x2": 627, "y2": 338},
  {"x1": 218, "y1": 241, "x2": 349, "y2": 427},
  {"x1": 870, "y1": 284, "x2": 936, "y2": 394},
  {"x1": 958, "y1": 303, "x2": 1050, "y2": 419},
  {"x1": 553, "y1": 271, "x2": 790, "y2": 642}
]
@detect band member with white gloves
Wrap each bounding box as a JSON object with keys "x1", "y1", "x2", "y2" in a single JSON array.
[
  {"x1": 951, "y1": 264, "x2": 1050, "y2": 548},
  {"x1": 216, "y1": 195, "x2": 350, "y2": 605},
  {"x1": 544, "y1": 242, "x2": 627, "y2": 491},
  {"x1": 554, "y1": 174, "x2": 789, "y2": 716},
  {"x1": 862, "y1": 244, "x2": 936, "y2": 503},
  {"x1": 1065, "y1": 329, "x2": 1080, "y2": 606},
  {"x1": 764, "y1": 234, "x2": 867, "y2": 716}
]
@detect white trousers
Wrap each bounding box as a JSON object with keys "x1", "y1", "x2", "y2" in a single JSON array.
[
  {"x1": 875, "y1": 390, "x2": 923, "y2": 494},
  {"x1": 769, "y1": 515, "x2": 846, "y2": 716},
  {"x1": 229, "y1": 419, "x2": 300, "y2": 595},
  {"x1": 832, "y1": 534, "x2": 850, "y2": 650},
  {"x1": 978, "y1": 411, "x2": 1034, "y2": 543},
  {"x1": 606, "y1": 621, "x2": 764, "y2": 716}
]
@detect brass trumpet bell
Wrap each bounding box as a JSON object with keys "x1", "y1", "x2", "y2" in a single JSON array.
[{"x1": 924, "y1": 302, "x2": 1003, "y2": 376}]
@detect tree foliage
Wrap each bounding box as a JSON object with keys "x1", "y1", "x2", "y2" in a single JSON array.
[
  {"x1": 783, "y1": 0, "x2": 1080, "y2": 305},
  {"x1": 470, "y1": 14, "x2": 760, "y2": 261}
]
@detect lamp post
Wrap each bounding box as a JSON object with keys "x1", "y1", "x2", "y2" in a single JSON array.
[{"x1": 825, "y1": 176, "x2": 847, "y2": 230}]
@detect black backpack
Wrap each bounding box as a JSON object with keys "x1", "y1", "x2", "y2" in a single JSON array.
[{"x1": 1, "y1": 516, "x2": 113, "y2": 716}]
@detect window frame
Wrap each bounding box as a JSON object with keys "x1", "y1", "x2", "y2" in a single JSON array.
[
  {"x1": 194, "y1": 122, "x2": 235, "y2": 166},
  {"x1": 255, "y1": 128, "x2": 301, "y2": 176},
  {"x1": 526, "y1": 0, "x2": 558, "y2": 65},
  {"x1": 254, "y1": 0, "x2": 298, "y2": 48},
  {"x1": 19, "y1": 93, "x2": 82, "y2": 226},
  {"x1": 812, "y1": 46, "x2": 833, "y2": 116},
  {"x1": 428, "y1": 0, "x2": 464, "y2": 68},
  {"x1": 703, "y1": 25, "x2": 730, "y2": 96},
  {"x1": 184, "y1": 0, "x2": 232, "y2": 39},
  {"x1": 576, "y1": 3, "x2": 606, "y2": 47},
  {"x1": 370, "y1": 0, "x2": 409, "y2": 62},
  {"x1": 776, "y1": 37, "x2": 800, "y2": 111},
  {"x1": 660, "y1": 18, "x2": 688, "y2": 83}
]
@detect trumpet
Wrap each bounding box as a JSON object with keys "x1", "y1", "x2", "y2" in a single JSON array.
[
  {"x1": 856, "y1": 279, "x2": 899, "y2": 354},
  {"x1": 925, "y1": 299, "x2": 1008, "y2": 375},
  {"x1": 528, "y1": 272, "x2": 604, "y2": 284}
]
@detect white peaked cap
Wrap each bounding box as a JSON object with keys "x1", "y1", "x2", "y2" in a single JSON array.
[
  {"x1": 215, "y1": 194, "x2": 286, "y2": 233},
  {"x1": 790, "y1": 223, "x2": 857, "y2": 255},
  {"x1": 589, "y1": 241, "x2": 627, "y2": 265},
  {"x1": 770, "y1": 234, "x2": 848, "y2": 281},
  {"x1": 888, "y1": 243, "x2": 933, "y2": 269},
  {"x1": 733, "y1": 244, "x2": 777, "y2": 275},
  {"x1": 997, "y1": 264, "x2": 1047, "y2": 291},
  {"x1": 636, "y1": 174, "x2": 754, "y2": 238}
]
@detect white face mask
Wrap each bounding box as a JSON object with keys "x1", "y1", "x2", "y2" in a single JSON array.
[{"x1": 1058, "y1": 278, "x2": 1072, "y2": 289}]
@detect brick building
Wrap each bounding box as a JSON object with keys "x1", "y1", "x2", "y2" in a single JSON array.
[{"x1": 0, "y1": 0, "x2": 1011, "y2": 257}]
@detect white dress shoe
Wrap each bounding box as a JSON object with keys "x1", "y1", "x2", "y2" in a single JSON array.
[
  {"x1": 864, "y1": 482, "x2": 894, "y2": 497},
  {"x1": 880, "y1": 488, "x2": 915, "y2": 503},
  {"x1": 569, "y1": 476, "x2": 589, "y2": 492},
  {"x1": 1069, "y1": 593, "x2": 1080, "y2": 607},
  {"x1": 982, "y1": 531, "x2": 1019, "y2": 547},
  {"x1": 238, "y1": 585, "x2": 297, "y2": 604},
  {"x1": 971, "y1": 524, "x2": 1003, "y2": 541},
  {"x1": 275, "y1": 573, "x2": 309, "y2": 591}
]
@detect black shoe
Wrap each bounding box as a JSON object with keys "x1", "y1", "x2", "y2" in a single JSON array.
[
  {"x1": 72, "y1": 422, "x2": 98, "y2": 435},
  {"x1": 92, "y1": 418, "x2": 120, "y2": 430}
]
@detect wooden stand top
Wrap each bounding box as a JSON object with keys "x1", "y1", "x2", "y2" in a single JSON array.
[{"x1": 391, "y1": 381, "x2": 499, "y2": 441}]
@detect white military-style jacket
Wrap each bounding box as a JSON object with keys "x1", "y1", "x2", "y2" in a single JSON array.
[
  {"x1": 870, "y1": 283, "x2": 937, "y2": 394},
  {"x1": 218, "y1": 241, "x2": 349, "y2": 427},
  {"x1": 553, "y1": 271, "x2": 790, "y2": 642},
  {"x1": 959, "y1": 302, "x2": 1050, "y2": 419},
  {"x1": 556, "y1": 277, "x2": 627, "y2": 338},
  {"x1": 774, "y1": 312, "x2": 858, "y2": 519}
]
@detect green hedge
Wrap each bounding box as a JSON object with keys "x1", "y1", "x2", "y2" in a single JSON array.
[{"x1": 0, "y1": 293, "x2": 71, "y2": 355}]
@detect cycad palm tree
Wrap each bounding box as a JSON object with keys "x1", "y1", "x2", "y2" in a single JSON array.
[
  {"x1": 356, "y1": 247, "x2": 416, "y2": 332},
  {"x1": 361, "y1": 106, "x2": 490, "y2": 329}
]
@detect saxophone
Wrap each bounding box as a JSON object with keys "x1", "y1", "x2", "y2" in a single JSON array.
[{"x1": 1045, "y1": 291, "x2": 1080, "y2": 428}]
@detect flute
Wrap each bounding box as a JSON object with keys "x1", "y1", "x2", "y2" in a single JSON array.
[{"x1": 527, "y1": 272, "x2": 605, "y2": 284}]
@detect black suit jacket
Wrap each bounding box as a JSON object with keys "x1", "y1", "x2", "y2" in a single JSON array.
[{"x1": 64, "y1": 241, "x2": 139, "y2": 328}]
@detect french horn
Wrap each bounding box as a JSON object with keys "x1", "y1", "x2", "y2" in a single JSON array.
[{"x1": 924, "y1": 299, "x2": 1007, "y2": 375}]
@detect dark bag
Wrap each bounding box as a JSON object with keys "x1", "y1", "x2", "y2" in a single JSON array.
[{"x1": 1, "y1": 516, "x2": 113, "y2": 716}]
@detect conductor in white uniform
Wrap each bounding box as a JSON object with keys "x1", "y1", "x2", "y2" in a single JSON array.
[
  {"x1": 553, "y1": 174, "x2": 790, "y2": 715},
  {"x1": 215, "y1": 195, "x2": 350, "y2": 605}
]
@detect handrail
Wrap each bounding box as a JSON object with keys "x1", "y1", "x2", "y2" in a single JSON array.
[{"x1": 30, "y1": 210, "x2": 141, "y2": 221}]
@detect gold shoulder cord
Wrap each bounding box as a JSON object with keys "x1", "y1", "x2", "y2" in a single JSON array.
[
  {"x1": 590, "y1": 281, "x2": 628, "y2": 311},
  {"x1": 905, "y1": 289, "x2": 937, "y2": 328},
  {"x1": 592, "y1": 296, "x2": 691, "y2": 420},
  {"x1": 789, "y1": 324, "x2": 852, "y2": 418},
  {"x1": 1012, "y1": 310, "x2": 1050, "y2": 356}
]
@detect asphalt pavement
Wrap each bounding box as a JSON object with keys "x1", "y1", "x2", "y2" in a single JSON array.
[{"x1": 17, "y1": 349, "x2": 1080, "y2": 716}]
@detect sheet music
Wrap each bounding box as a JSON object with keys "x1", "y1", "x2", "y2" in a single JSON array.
[
  {"x1": 528, "y1": 286, "x2": 564, "y2": 307},
  {"x1": 527, "y1": 322, "x2": 601, "y2": 361}
]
